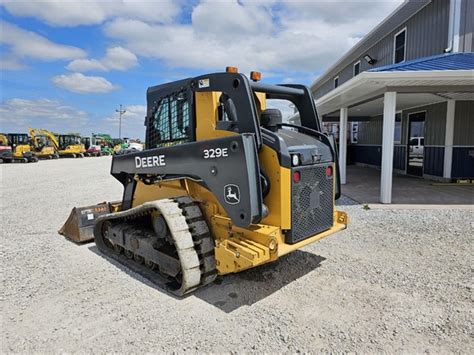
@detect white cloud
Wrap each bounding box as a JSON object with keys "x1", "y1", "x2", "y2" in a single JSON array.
[
  {"x1": 0, "y1": 21, "x2": 86, "y2": 62},
  {"x1": 52, "y1": 73, "x2": 118, "y2": 94},
  {"x1": 104, "y1": 0, "x2": 403, "y2": 74},
  {"x1": 192, "y1": 0, "x2": 273, "y2": 39},
  {"x1": 66, "y1": 58, "x2": 107, "y2": 72},
  {"x1": 281, "y1": 0, "x2": 402, "y2": 23},
  {"x1": 101, "y1": 47, "x2": 138, "y2": 71},
  {"x1": 66, "y1": 46, "x2": 137, "y2": 72},
  {"x1": 1, "y1": 0, "x2": 179, "y2": 27},
  {"x1": 0, "y1": 98, "x2": 89, "y2": 128}
]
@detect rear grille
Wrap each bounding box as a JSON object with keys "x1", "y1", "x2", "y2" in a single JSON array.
[{"x1": 287, "y1": 163, "x2": 334, "y2": 244}]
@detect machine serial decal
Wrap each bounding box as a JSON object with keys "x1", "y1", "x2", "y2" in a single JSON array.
[
  {"x1": 224, "y1": 184, "x2": 240, "y2": 204},
  {"x1": 198, "y1": 78, "x2": 210, "y2": 88},
  {"x1": 135, "y1": 155, "x2": 166, "y2": 168},
  {"x1": 203, "y1": 148, "x2": 228, "y2": 159}
]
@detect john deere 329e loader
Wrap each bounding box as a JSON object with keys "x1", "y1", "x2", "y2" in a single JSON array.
[{"x1": 60, "y1": 68, "x2": 348, "y2": 296}]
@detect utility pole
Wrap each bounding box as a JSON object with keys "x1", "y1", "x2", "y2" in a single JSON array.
[{"x1": 116, "y1": 104, "x2": 126, "y2": 139}]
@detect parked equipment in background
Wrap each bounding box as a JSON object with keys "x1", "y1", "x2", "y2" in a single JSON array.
[
  {"x1": 0, "y1": 133, "x2": 38, "y2": 163},
  {"x1": 81, "y1": 136, "x2": 91, "y2": 150},
  {"x1": 60, "y1": 68, "x2": 348, "y2": 296},
  {"x1": 81, "y1": 136, "x2": 92, "y2": 156},
  {"x1": 28, "y1": 128, "x2": 59, "y2": 159},
  {"x1": 119, "y1": 141, "x2": 144, "y2": 155},
  {"x1": 112, "y1": 138, "x2": 129, "y2": 155},
  {"x1": 0, "y1": 134, "x2": 13, "y2": 163},
  {"x1": 57, "y1": 134, "x2": 86, "y2": 158},
  {"x1": 112, "y1": 137, "x2": 144, "y2": 155},
  {"x1": 87, "y1": 133, "x2": 114, "y2": 156}
]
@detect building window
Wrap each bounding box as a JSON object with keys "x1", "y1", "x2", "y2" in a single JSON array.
[
  {"x1": 353, "y1": 61, "x2": 360, "y2": 76},
  {"x1": 334, "y1": 76, "x2": 339, "y2": 88},
  {"x1": 394, "y1": 113, "x2": 402, "y2": 143},
  {"x1": 351, "y1": 122, "x2": 359, "y2": 143},
  {"x1": 394, "y1": 28, "x2": 406, "y2": 64}
]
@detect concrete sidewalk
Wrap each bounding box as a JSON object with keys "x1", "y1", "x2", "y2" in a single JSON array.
[{"x1": 342, "y1": 165, "x2": 474, "y2": 205}]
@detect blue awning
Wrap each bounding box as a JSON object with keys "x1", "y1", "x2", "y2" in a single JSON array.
[{"x1": 369, "y1": 53, "x2": 474, "y2": 72}]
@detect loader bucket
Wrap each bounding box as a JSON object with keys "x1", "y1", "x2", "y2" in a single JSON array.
[{"x1": 59, "y1": 203, "x2": 112, "y2": 243}]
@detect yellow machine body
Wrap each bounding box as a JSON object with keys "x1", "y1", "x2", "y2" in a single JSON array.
[
  {"x1": 59, "y1": 72, "x2": 348, "y2": 296},
  {"x1": 3, "y1": 133, "x2": 34, "y2": 158},
  {"x1": 113, "y1": 144, "x2": 123, "y2": 154},
  {"x1": 57, "y1": 134, "x2": 86, "y2": 157},
  {"x1": 12, "y1": 144, "x2": 31, "y2": 158},
  {"x1": 36, "y1": 146, "x2": 56, "y2": 157},
  {"x1": 130, "y1": 90, "x2": 347, "y2": 275},
  {"x1": 59, "y1": 144, "x2": 85, "y2": 156},
  {"x1": 0, "y1": 134, "x2": 7, "y2": 146},
  {"x1": 28, "y1": 128, "x2": 58, "y2": 158}
]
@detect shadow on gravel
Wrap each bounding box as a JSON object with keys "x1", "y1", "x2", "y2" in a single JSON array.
[
  {"x1": 194, "y1": 250, "x2": 325, "y2": 313},
  {"x1": 336, "y1": 195, "x2": 360, "y2": 206},
  {"x1": 88, "y1": 245, "x2": 182, "y2": 299},
  {"x1": 89, "y1": 245, "x2": 325, "y2": 312}
]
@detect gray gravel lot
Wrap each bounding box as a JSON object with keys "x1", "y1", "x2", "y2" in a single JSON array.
[{"x1": 1, "y1": 157, "x2": 473, "y2": 353}]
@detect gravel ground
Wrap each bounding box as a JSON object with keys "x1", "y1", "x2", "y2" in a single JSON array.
[{"x1": 1, "y1": 157, "x2": 473, "y2": 353}]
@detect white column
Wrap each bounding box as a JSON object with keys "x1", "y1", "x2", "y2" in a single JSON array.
[
  {"x1": 380, "y1": 92, "x2": 397, "y2": 204},
  {"x1": 452, "y1": 0, "x2": 462, "y2": 52},
  {"x1": 339, "y1": 107, "x2": 348, "y2": 185},
  {"x1": 443, "y1": 100, "x2": 455, "y2": 179}
]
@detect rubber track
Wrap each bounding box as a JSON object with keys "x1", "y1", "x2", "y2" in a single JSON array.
[
  {"x1": 93, "y1": 197, "x2": 216, "y2": 296},
  {"x1": 175, "y1": 196, "x2": 217, "y2": 286}
]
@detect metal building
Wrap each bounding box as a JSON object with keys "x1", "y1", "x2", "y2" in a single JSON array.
[{"x1": 308, "y1": 0, "x2": 473, "y2": 203}]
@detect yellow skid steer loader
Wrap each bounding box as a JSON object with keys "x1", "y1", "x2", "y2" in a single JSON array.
[{"x1": 60, "y1": 68, "x2": 348, "y2": 296}]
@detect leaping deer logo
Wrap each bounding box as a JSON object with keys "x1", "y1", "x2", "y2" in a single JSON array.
[{"x1": 224, "y1": 184, "x2": 240, "y2": 204}]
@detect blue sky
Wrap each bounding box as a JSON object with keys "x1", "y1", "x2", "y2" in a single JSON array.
[{"x1": 0, "y1": 0, "x2": 402, "y2": 139}]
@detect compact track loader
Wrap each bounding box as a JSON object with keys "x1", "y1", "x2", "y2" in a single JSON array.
[{"x1": 60, "y1": 69, "x2": 348, "y2": 296}]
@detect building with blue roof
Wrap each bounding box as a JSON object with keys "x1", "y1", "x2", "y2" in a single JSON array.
[
  {"x1": 304, "y1": 0, "x2": 473, "y2": 203},
  {"x1": 369, "y1": 52, "x2": 474, "y2": 72}
]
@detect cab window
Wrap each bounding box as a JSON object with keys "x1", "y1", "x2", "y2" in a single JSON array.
[{"x1": 150, "y1": 90, "x2": 191, "y2": 147}]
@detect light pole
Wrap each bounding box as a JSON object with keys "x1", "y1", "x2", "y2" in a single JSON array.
[{"x1": 116, "y1": 104, "x2": 126, "y2": 139}]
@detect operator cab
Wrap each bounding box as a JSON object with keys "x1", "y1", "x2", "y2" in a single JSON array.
[
  {"x1": 7, "y1": 133, "x2": 30, "y2": 148},
  {"x1": 58, "y1": 134, "x2": 81, "y2": 149},
  {"x1": 145, "y1": 69, "x2": 341, "y2": 202}
]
